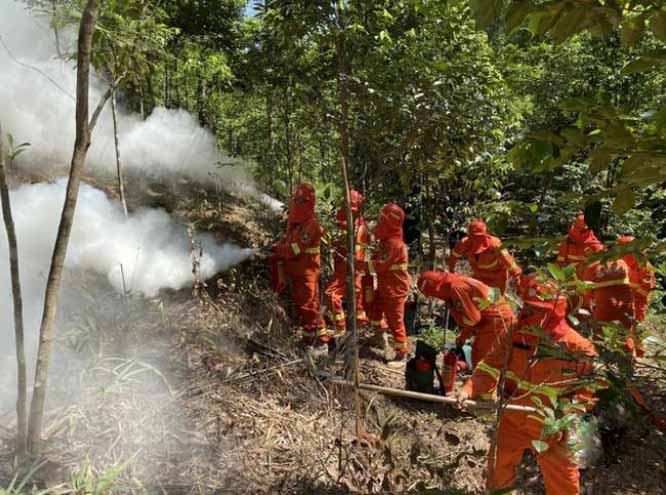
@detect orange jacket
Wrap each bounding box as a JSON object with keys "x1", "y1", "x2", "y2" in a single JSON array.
[
  {"x1": 583, "y1": 259, "x2": 635, "y2": 326},
  {"x1": 462, "y1": 324, "x2": 597, "y2": 410},
  {"x1": 366, "y1": 237, "x2": 410, "y2": 298},
  {"x1": 626, "y1": 258, "x2": 656, "y2": 315},
  {"x1": 448, "y1": 235, "x2": 521, "y2": 284},
  {"x1": 274, "y1": 217, "x2": 323, "y2": 276},
  {"x1": 557, "y1": 234, "x2": 604, "y2": 278},
  {"x1": 437, "y1": 274, "x2": 515, "y2": 341},
  {"x1": 332, "y1": 219, "x2": 370, "y2": 274}
]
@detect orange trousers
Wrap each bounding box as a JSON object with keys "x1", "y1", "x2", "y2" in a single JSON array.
[
  {"x1": 634, "y1": 295, "x2": 649, "y2": 323},
  {"x1": 369, "y1": 290, "x2": 408, "y2": 355},
  {"x1": 284, "y1": 269, "x2": 327, "y2": 344},
  {"x1": 593, "y1": 299, "x2": 636, "y2": 354},
  {"x1": 324, "y1": 268, "x2": 368, "y2": 335},
  {"x1": 490, "y1": 412, "x2": 580, "y2": 495}
]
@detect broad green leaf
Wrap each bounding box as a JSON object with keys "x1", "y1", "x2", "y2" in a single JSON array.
[
  {"x1": 532, "y1": 439, "x2": 550, "y2": 454},
  {"x1": 621, "y1": 154, "x2": 646, "y2": 174},
  {"x1": 529, "y1": 141, "x2": 554, "y2": 162},
  {"x1": 613, "y1": 188, "x2": 635, "y2": 215},
  {"x1": 560, "y1": 127, "x2": 586, "y2": 147},
  {"x1": 651, "y1": 10, "x2": 666, "y2": 42},
  {"x1": 505, "y1": 1, "x2": 530, "y2": 33},
  {"x1": 620, "y1": 15, "x2": 646, "y2": 47},
  {"x1": 548, "y1": 262, "x2": 566, "y2": 282},
  {"x1": 550, "y1": 8, "x2": 585, "y2": 43},
  {"x1": 470, "y1": 0, "x2": 499, "y2": 29}
]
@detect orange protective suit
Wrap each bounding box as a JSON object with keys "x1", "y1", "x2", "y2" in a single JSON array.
[
  {"x1": 447, "y1": 219, "x2": 521, "y2": 294},
  {"x1": 324, "y1": 191, "x2": 371, "y2": 335},
  {"x1": 417, "y1": 272, "x2": 516, "y2": 368},
  {"x1": 274, "y1": 184, "x2": 327, "y2": 345},
  {"x1": 557, "y1": 213, "x2": 604, "y2": 279},
  {"x1": 583, "y1": 259, "x2": 636, "y2": 353},
  {"x1": 461, "y1": 275, "x2": 598, "y2": 495},
  {"x1": 360, "y1": 203, "x2": 410, "y2": 356},
  {"x1": 617, "y1": 236, "x2": 656, "y2": 324}
]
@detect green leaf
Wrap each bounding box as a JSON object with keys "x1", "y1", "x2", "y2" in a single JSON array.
[
  {"x1": 613, "y1": 188, "x2": 635, "y2": 215},
  {"x1": 590, "y1": 150, "x2": 611, "y2": 174},
  {"x1": 505, "y1": 1, "x2": 530, "y2": 33},
  {"x1": 548, "y1": 262, "x2": 566, "y2": 282},
  {"x1": 651, "y1": 10, "x2": 666, "y2": 42},
  {"x1": 532, "y1": 439, "x2": 550, "y2": 454},
  {"x1": 620, "y1": 15, "x2": 646, "y2": 47},
  {"x1": 560, "y1": 127, "x2": 586, "y2": 147},
  {"x1": 487, "y1": 287, "x2": 501, "y2": 304},
  {"x1": 470, "y1": 0, "x2": 499, "y2": 29}
]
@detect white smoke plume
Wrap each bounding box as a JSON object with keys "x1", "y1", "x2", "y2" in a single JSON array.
[
  {"x1": 0, "y1": 0, "x2": 283, "y2": 210},
  {"x1": 1, "y1": 180, "x2": 254, "y2": 298}
]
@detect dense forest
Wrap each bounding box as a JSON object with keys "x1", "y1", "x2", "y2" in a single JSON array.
[{"x1": 0, "y1": 0, "x2": 665, "y2": 493}]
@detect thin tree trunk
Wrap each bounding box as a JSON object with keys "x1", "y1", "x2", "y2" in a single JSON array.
[
  {"x1": 111, "y1": 89, "x2": 128, "y2": 216},
  {"x1": 283, "y1": 85, "x2": 294, "y2": 193},
  {"x1": 335, "y1": 2, "x2": 360, "y2": 440},
  {"x1": 51, "y1": 1, "x2": 64, "y2": 59},
  {"x1": 27, "y1": 0, "x2": 100, "y2": 454},
  {"x1": 0, "y1": 124, "x2": 28, "y2": 458}
]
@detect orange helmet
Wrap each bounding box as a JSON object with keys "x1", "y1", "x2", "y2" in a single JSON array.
[
  {"x1": 467, "y1": 219, "x2": 487, "y2": 237},
  {"x1": 375, "y1": 203, "x2": 405, "y2": 240},
  {"x1": 417, "y1": 271, "x2": 451, "y2": 299},
  {"x1": 336, "y1": 189, "x2": 364, "y2": 223},
  {"x1": 288, "y1": 183, "x2": 316, "y2": 223},
  {"x1": 572, "y1": 212, "x2": 587, "y2": 231},
  {"x1": 518, "y1": 273, "x2": 569, "y2": 339}
]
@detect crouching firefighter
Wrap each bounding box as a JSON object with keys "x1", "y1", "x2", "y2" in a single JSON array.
[
  {"x1": 272, "y1": 184, "x2": 327, "y2": 353},
  {"x1": 324, "y1": 190, "x2": 371, "y2": 339},
  {"x1": 455, "y1": 274, "x2": 599, "y2": 495},
  {"x1": 417, "y1": 271, "x2": 516, "y2": 370},
  {"x1": 357, "y1": 203, "x2": 410, "y2": 366}
]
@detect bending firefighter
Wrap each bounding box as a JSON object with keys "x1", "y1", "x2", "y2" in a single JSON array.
[
  {"x1": 357, "y1": 203, "x2": 410, "y2": 365},
  {"x1": 417, "y1": 271, "x2": 516, "y2": 369},
  {"x1": 272, "y1": 184, "x2": 327, "y2": 352},
  {"x1": 455, "y1": 274, "x2": 599, "y2": 495},
  {"x1": 324, "y1": 191, "x2": 371, "y2": 338},
  {"x1": 448, "y1": 219, "x2": 521, "y2": 294}
]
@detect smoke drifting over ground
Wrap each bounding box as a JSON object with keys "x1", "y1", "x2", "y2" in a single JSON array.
[{"x1": 0, "y1": 0, "x2": 282, "y2": 210}]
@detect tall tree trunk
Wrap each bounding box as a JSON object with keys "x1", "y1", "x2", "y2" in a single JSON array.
[
  {"x1": 111, "y1": 89, "x2": 128, "y2": 216},
  {"x1": 51, "y1": 1, "x2": 64, "y2": 59},
  {"x1": 283, "y1": 85, "x2": 294, "y2": 193},
  {"x1": 0, "y1": 124, "x2": 28, "y2": 458},
  {"x1": 27, "y1": 0, "x2": 100, "y2": 454},
  {"x1": 335, "y1": 2, "x2": 360, "y2": 439}
]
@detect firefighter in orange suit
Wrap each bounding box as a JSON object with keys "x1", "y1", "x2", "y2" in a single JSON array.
[
  {"x1": 557, "y1": 212, "x2": 604, "y2": 278},
  {"x1": 357, "y1": 203, "x2": 410, "y2": 364},
  {"x1": 582, "y1": 258, "x2": 636, "y2": 354},
  {"x1": 455, "y1": 274, "x2": 598, "y2": 495},
  {"x1": 447, "y1": 219, "x2": 521, "y2": 294},
  {"x1": 324, "y1": 190, "x2": 371, "y2": 337},
  {"x1": 617, "y1": 236, "x2": 656, "y2": 326},
  {"x1": 273, "y1": 184, "x2": 327, "y2": 349},
  {"x1": 417, "y1": 271, "x2": 516, "y2": 368}
]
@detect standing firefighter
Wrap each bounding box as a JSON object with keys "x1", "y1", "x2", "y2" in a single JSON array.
[
  {"x1": 273, "y1": 184, "x2": 327, "y2": 353},
  {"x1": 358, "y1": 203, "x2": 410, "y2": 365},
  {"x1": 417, "y1": 271, "x2": 516, "y2": 368},
  {"x1": 447, "y1": 219, "x2": 521, "y2": 294},
  {"x1": 557, "y1": 212, "x2": 604, "y2": 277},
  {"x1": 324, "y1": 190, "x2": 371, "y2": 338},
  {"x1": 455, "y1": 274, "x2": 598, "y2": 495},
  {"x1": 617, "y1": 236, "x2": 656, "y2": 327}
]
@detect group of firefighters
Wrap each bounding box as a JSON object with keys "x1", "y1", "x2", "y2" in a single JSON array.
[{"x1": 270, "y1": 183, "x2": 658, "y2": 495}]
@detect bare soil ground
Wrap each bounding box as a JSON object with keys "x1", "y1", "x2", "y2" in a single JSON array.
[{"x1": 1, "y1": 182, "x2": 664, "y2": 494}]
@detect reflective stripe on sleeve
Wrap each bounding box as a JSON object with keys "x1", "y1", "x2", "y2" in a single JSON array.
[{"x1": 291, "y1": 243, "x2": 301, "y2": 255}]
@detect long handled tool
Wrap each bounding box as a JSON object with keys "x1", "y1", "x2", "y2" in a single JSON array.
[{"x1": 327, "y1": 377, "x2": 537, "y2": 413}]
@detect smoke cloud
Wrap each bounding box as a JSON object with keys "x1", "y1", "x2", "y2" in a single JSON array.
[{"x1": 0, "y1": 0, "x2": 283, "y2": 210}]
